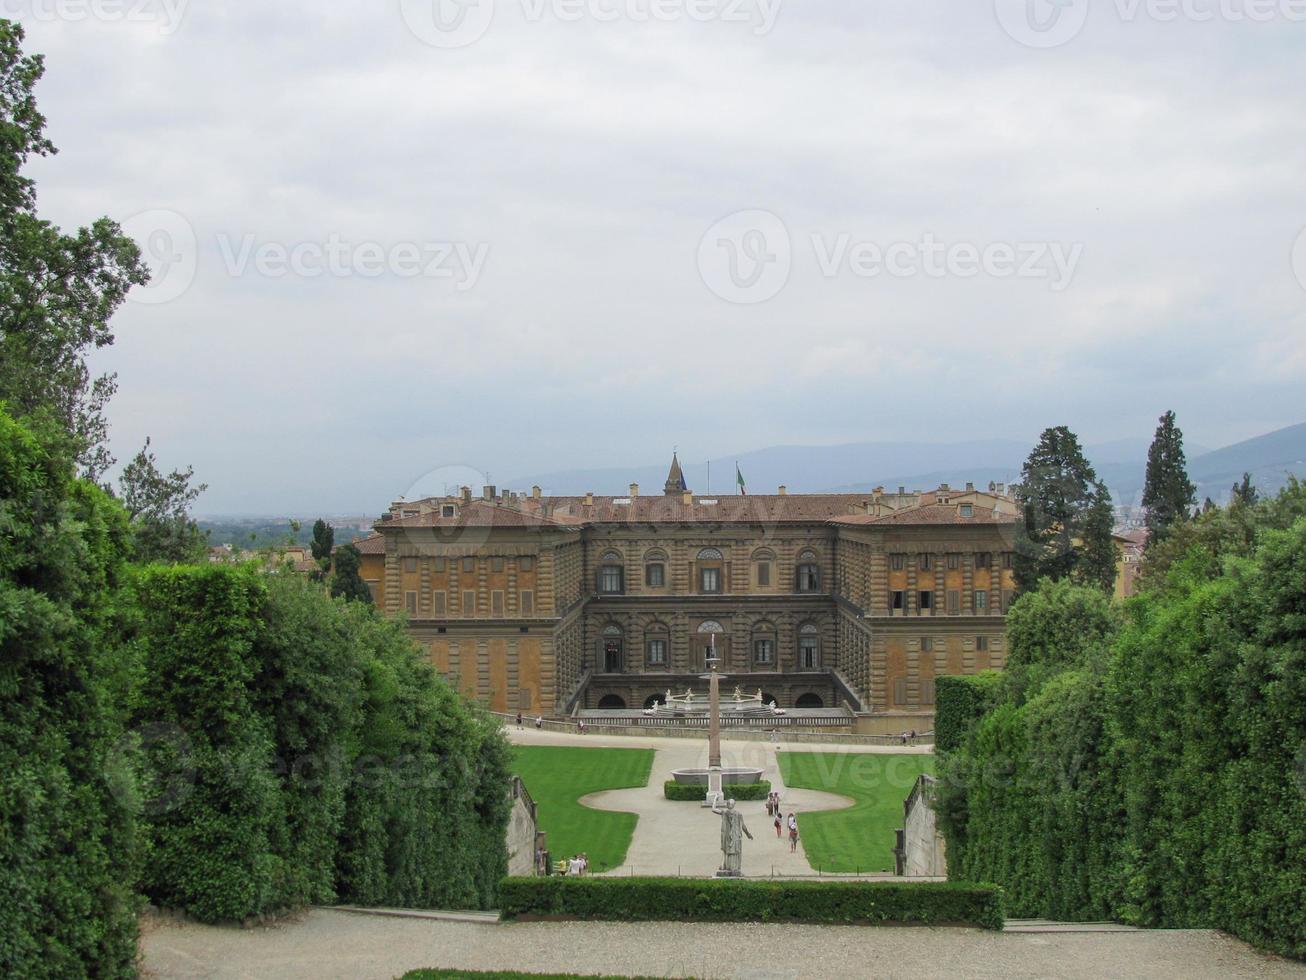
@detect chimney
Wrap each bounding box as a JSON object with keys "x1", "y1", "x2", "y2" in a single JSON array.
[
  {"x1": 778, "y1": 485, "x2": 787, "y2": 496},
  {"x1": 483, "y1": 485, "x2": 496, "y2": 500},
  {"x1": 584, "y1": 491, "x2": 594, "y2": 507},
  {"x1": 988, "y1": 481, "x2": 996, "y2": 492},
  {"x1": 629, "y1": 483, "x2": 639, "y2": 498},
  {"x1": 966, "y1": 482, "x2": 974, "y2": 492},
  {"x1": 997, "y1": 482, "x2": 1006, "y2": 495},
  {"x1": 940, "y1": 483, "x2": 950, "y2": 492},
  {"x1": 682, "y1": 490, "x2": 693, "y2": 505},
  {"x1": 874, "y1": 486, "x2": 884, "y2": 494},
  {"x1": 460, "y1": 486, "x2": 472, "y2": 503},
  {"x1": 532, "y1": 485, "x2": 541, "y2": 499},
  {"x1": 898, "y1": 486, "x2": 906, "y2": 496}
]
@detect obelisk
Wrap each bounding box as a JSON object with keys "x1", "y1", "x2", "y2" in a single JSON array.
[{"x1": 703, "y1": 632, "x2": 725, "y2": 808}]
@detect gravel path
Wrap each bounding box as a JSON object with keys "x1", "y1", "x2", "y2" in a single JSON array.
[{"x1": 140, "y1": 909, "x2": 1306, "y2": 980}]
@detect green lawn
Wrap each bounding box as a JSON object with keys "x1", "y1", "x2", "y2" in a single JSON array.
[
  {"x1": 779, "y1": 752, "x2": 934, "y2": 874},
  {"x1": 512, "y1": 746, "x2": 654, "y2": 872}
]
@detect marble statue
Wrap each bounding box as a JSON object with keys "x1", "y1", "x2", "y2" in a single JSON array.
[{"x1": 713, "y1": 798, "x2": 752, "y2": 876}]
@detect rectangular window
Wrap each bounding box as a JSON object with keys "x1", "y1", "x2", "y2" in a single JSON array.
[
  {"x1": 434, "y1": 557, "x2": 447, "y2": 572},
  {"x1": 921, "y1": 678, "x2": 936, "y2": 706},
  {"x1": 893, "y1": 678, "x2": 908, "y2": 706},
  {"x1": 462, "y1": 590, "x2": 476, "y2": 618},
  {"x1": 599, "y1": 567, "x2": 623, "y2": 593},
  {"x1": 919, "y1": 590, "x2": 933, "y2": 611},
  {"x1": 366, "y1": 581, "x2": 379, "y2": 603},
  {"x1": 700, "y1": 567, "x2": 721, "y2": 593},
  {"x1": 1002, "y1": 552, "x2": 1013, "y2": 569},
  {"x1": 519, "y1": 590, "x2": 534, "y2": 615},
  {"x1": 799, "y1": 637, "x2": 819, "y2": 669},
  {"x1": 432, "y1": 591, "x2": 447, "y2": 616},
  {"x1": 975, "y1": 552, "x2": 992, "y2": 569},
  {"x1": 947, "y1": 552, "x2": 960, "y2": 569},
  {"x1": 960, "y1": 503, "x2": 974, "y2": 518},
  {"x1": 891, "y1": 590, "x2": 905, "y2": 611},
  {"x1": 921, "y1": 636, "x2": 933, "y2": 652},
  {"x1": 977, "y1": 635, "x2": 989, "y2": 652},
  {"x1": 919, "y1": 552, "x2": 932, "y2": 571},
  {"x1": 646, "y1": 563, "x2": 665, "y2": 588},
  {"x1": 890, "y1": 553, "x2": 905, "y2": 571},
  {"x1": 403, "y1": 557, "x2": 418, "y2": 573},
  {"x1": 797, "y1": 565, "x2": 820, "y2": 592},
  {"x1": 756, "y1": 562, "x2": 771, "y2": 587},
  {"x1": 491, "y1": 590, "x2": 504, "y2": 617},
  {"x1": 975, "y1": 589, "x2": 988, "y2": 611},
  {"x1": 405, "y1": 591, "x2": 417, "y2": 614},
  {"x1": 520, "y1": 555, "x2": 534, "y2": 572},
  {"x1": 1002, "y1": 589, "x2": 1015, "y2": 612},
  {"x1": 463, "y1": 557, "x2": 476, "y2": 572},
  {"x1": 947, "y1": 590, "x2": 960, "y2": 615},
  {"x1": 753, "y1": 638, "x2": 774, "y2": 665},
  {"x1": 647, "y1": 639, "x2": 667, "y2": 665},
  {"x1": 491, "y1": 557, "x2": 504, "y2": 572}
]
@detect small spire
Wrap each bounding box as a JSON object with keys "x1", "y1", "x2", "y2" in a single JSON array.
[{"x1": 664, "y1": 450, "x2": 688, "y2": 496}]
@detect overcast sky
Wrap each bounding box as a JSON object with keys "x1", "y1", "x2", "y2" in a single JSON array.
[{"x1": 16, "y1": 1, "x2": 1306, "y2": 514}]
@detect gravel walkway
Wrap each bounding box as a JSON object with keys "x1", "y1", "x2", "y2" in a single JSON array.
[{"x1": 140, "y1": 909, "x2": 1306, "y2": 980}]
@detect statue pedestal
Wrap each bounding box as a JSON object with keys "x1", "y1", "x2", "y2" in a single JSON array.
[
  {"x1": 702, "y1": 765, "x2": 724, "y2": 809},
  {"x1": 714, "y1": 869, "x2": 742, "y2": 878}
]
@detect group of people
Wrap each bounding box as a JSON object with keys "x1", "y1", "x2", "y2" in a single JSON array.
[
  {"x1": 564, "y1": 852, "x2": 589, "y2": 876},
  {"x1": 514, "y1": 712, "x2": 545, "y2": 730},
  {"x1": 764, "y1": 791, "x2": 800, "y2": 852}
]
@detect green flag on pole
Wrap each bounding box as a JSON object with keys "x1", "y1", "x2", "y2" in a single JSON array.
[{"x1": 736, "y1": 462, "x2": 746, "y2": 496}]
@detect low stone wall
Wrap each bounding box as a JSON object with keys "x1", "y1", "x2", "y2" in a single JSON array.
[
  {"x1": 506, "y1": 776, "x2": 540, "y2": 877},
  {"x1": 895, "y1": 774, "x2": 946, "y2": 877}
]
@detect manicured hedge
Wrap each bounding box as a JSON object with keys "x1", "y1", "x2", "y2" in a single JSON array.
[
  {"x1": 663, "y1": 780, "x2": 771, "y2": 801},
  {"x1": 934, "y1": 671, "x2": 1002, "y2": 753},
  {"x1": 498, "y1": 877, "x2": 1004, "y2": 930}
]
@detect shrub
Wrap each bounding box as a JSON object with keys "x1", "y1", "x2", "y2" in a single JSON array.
[
  {"x1": 934, "y1": 672, "x2": 1002, "y2": 753},
  {"x1": 498, "y1": 877, "x2": 1004, "y2": 930},
  {"x1": 662, "y1": 780, "x2": 771, "y2": 801}
]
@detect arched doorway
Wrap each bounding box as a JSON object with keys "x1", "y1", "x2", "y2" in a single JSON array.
[
  {"x1": 795, "y1": 693, "x2": 824, "y2": 709},
  {"x1": 597, "y1": 694, "x2": 627, "y2": 710},
  {"x1": 695, "y1": 619, "x2": 729, "y2": 670}
]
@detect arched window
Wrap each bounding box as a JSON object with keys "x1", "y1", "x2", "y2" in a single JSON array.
[
  {"x1": 798, "y1": 622, "x2": 820, "y2": 669},
  {"x1": 751, "y1": 548, "x2": 775, "y2": 589},
  {"x1": 696, "y1": 547, "x2": 724, "y2": 594},
  {"x1": 600, "y1": 623, "x2": 624, "y2": 673},
  {"x1": 752, "y1": 621, "x2": 776, "y2": 669},
  {"x1": 644, "y1": 548, "x2": 667, "y2": 589},
  {"x1": 795, "y1": 692, "x2": 824, "y2": 709},
  {"x1": 597, "y1": 550, "x2": 624, "y2": 594},
  {"x1": 796, "y1": 549, "x2": 820, "y2": 593},
  {"x1": 597, "y1": 694, "x2": 627, "y2": 710},
  {"x1": 645, "y1": 621, "x2": 669, "y2": 669},
  {"x1": 697, "y1": 620, "x2": 725, "y2": 633}
]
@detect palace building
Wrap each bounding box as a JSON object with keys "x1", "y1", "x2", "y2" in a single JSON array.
[{"x1": 354, "y1": 454, "x2": 1020, "y2": 732}]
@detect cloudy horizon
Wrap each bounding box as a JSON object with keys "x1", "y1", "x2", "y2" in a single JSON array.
[{"x1": 14, "y1": 1, "x2": 1306, "y2": 514}]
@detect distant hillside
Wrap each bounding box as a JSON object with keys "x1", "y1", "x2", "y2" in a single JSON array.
[{"x1": 508, "y1": 424, "x2": 1305, "y2": 506}]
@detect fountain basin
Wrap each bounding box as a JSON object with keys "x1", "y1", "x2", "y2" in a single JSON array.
[{"x1": 669, "y1": 767, "x2": 764, "y2": 786}]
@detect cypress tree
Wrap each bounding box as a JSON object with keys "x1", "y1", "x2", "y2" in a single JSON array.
[{"x1": 1141, "y1": 410, "x2": 1195, "y2": 548}]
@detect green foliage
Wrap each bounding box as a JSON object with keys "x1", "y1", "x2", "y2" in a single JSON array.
[
  {"x1": 330, "y1": 543, "x2": 373, "y2": 604},
  {"x1": 125, "y1": 564, "x2": 513, "y2": 921},
  {"x1": 1013, "y1": 425, "x2": 1117, "y2": 594},
  {"x1": 934, "y1": 671, "x2": 1002, "y2": 752},
  {"x1": 1142, "y1": 410, "x2": 1195, "y2": 547},
  {"x1": 498, "y1": 877, "x2": 1005, "y2": 930},
  {"x1": 939, "y1": 486, "x2": 1306, "y2": 959},
  {"x1": 118, "y1": 437, "x2": 207, "y2": 563},
  {"x1": 0, "y1": 20, "x2": 149, "y2": 479},
  {"x1": 511, "y1": 746, "x2": 653, "y2": 872},
  {"x1": 662, "y1": 780, "x2": 771, "y2": 801},
  {"x1": 310, "y1": 518, "x2": 334, "y2": 579},
  {"x1": 0, "y1": 407, "x2": 138, "y2": 978},
  {"x1": 778, "y1": 752, "x2": 934, "y2": 873}
]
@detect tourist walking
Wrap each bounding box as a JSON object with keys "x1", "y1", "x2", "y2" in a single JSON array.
[
  {"x1": 535, "y1": 715, "x2": 543, "y2": 729},
  {"x1": 773, "y1": 811, "x2": 782, "y2": 838},
  {"x1": 515, "y1": 711, "x2": 522, "y2": 729},
  {"x1": 787, "y1": 813, "x2": 799, "y2": 852}
]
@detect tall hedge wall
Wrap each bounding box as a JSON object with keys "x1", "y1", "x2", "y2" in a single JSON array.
[
  {"x1": 937, "y1": 492, "x2": 1306, "y2": 960},
  {"x1": 934, "y1": 671, "x2": 1002, "y2": 753}
]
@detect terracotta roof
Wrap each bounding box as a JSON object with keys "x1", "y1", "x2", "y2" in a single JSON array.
[
  {"x1": 380, "y1": 500, "x2": 584, "y2": 531},
  {"x1": 527, "y1": 494, "x2": 881, "y2": 525},
  {"x1": 349, "y1": 533, "x2": 386, "y2": 554}
]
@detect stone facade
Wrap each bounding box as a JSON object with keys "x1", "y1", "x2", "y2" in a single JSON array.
[{"x1": 356, "y1": 469, "x2": 1019, "y2": 722}]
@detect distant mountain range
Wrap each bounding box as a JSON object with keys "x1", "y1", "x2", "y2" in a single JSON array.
[{"x1": 509, "y1": 423, "x2": 1306, "y2": 506}]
